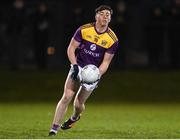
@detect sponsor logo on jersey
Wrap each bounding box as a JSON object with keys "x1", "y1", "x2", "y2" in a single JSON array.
[
  {"x1": 90, "y1": 44, "x2": 96, "y2": 51},
  {"x1": 83, "y1": 48, "x2": 99, "y2": 57}
]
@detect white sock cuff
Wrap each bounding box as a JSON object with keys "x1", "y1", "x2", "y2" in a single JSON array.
[{"x1": 50, "y1": 129, "x2": 57, "y2": 134}]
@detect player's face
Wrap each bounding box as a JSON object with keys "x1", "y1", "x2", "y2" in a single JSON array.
[{"x1": 95, "y1": 10, "x2": 111, "y2": 27}]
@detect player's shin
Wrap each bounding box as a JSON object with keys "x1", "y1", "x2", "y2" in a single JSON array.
[{"x1": 71, "y1": 102, "x2": 85, "y2": 121}]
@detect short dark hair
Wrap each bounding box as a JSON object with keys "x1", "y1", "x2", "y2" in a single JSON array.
[{"x1": 95, "y1": 5, "x2": 113, "y2": 15}]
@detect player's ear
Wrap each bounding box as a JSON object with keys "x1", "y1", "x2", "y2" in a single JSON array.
[
  {"x1": 108, "y1": 15, "x2": 111, "y2": 23},
  {"x1": 109, "y1": 16, "x2": 111, "y2": 22},
  {"x1": 95, "y1": 14, "x2": 97, "y2": 21}
]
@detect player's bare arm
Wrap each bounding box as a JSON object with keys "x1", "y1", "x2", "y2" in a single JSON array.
[
  {"x1": 67, "y1": 38, "x2": 81, "y2": 81},
  {"x1": 99, "y1": 52, "x2": 114, "y2": 76},
  {"x1": 67, "y1": 38, "x2": 80, "y2": 65}
]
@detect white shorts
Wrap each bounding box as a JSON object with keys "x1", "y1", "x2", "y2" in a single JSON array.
[{"x1": 69, "y1": 64, "x2": 99, "y2": 92}]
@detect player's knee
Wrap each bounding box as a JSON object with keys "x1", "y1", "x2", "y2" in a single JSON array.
[
  {"x1": 74, "y1": 100, "x2": 85, "y2": 110},
  {"x1": 61, "y1": 96, "x2": 71, "y2": 104},
  {"x1": 61, "y1": 90, "x2": 74, "y2": 104},
  {"x1": 64, "y1": 88, "x2": 75, "y2": 95}
]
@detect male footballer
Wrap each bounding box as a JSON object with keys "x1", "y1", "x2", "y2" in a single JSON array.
[{"x1": 49, "y1": 5, "x2": 119, "y2": 136}]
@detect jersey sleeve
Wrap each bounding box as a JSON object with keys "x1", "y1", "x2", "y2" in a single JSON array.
[
  {"x1": 73, "y1": 27, "x2": 83, "y2": 43},
  {"x1": 106, "y1": 41, "x2": 119, "y2": 54}
]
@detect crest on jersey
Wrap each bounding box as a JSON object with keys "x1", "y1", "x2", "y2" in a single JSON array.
[
  {"x1": 94, "y1": 37, "x2": 98, "y2": 43},
  {"x1": 90, "y1": 44, "x2": 96, "y2": 51},
  {"x1": 101, "y1": 40, "x2": 107, "y2": 46},
  {"x1": 94, "y1": 35, "x2": 99, "y2": 43}
]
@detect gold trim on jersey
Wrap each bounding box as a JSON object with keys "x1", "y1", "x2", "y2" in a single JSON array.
[
  {"x1": 81, "y1": 25, "x2": 118, "y2": 49},
  {"x1": 107, "y1": 28, "x2": 118, "y2": 42},
  {"x1": 81, "y1": 23, "x2": 94, "y2": 29}
]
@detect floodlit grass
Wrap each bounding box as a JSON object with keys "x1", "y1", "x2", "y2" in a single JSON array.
[
  {"x1": 0, "y1": 103, "x2": 180, "y2": 139},
  {"x1": 0, "y1": 70, "x2": 180, "y2": 138}
]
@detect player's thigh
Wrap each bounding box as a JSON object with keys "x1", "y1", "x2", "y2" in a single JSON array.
[
  {"x1": 74, "y1": 87, "x2": 93, "y2": 104},
  {"x1": 64, "y1": 71, "x2": 80, "y2": 96}
]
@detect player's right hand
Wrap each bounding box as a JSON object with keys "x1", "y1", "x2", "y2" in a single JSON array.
[{"x1": 71, "y1": 64, "x2": 79, "y2": 81}]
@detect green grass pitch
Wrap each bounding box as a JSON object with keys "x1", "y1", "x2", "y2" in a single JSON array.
[
  {"x1": 1, "y1": 103, "x2": 180, "y2": 139},
  {"x1": 1, "y1": 70, "x2": 180, "y2": 138}
]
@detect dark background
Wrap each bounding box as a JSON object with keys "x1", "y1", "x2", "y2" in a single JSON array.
[
  {"x1": 0, "y1": 0, "x2": 180, "y2": 103},
  {"x1": 0, "y1": 0, "x2": 180, "y2": 70}
]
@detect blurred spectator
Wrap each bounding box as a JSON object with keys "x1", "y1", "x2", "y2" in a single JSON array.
[
  {"x1": 32, "y1": 2, "x2": 49, "y2": 70},
  {"x1": 8, "y1": 0, "x2": 27, "y2": 70},
  {"x1": 145, "y1": 5, "x2": 165, "y2": 69},
  {"x1": 168, "y1": 0, "x2": 180, "y2": 69},
  {"x1": 111, "y1": 0, "x2": 128, "y2": 68}
]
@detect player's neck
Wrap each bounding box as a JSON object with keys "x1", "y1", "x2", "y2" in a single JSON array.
[{"x1": 95, "y1": 23, "x2": 108, "y2": 34}]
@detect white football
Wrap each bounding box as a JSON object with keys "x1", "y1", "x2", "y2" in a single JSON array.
[{"x1": 81, "y1": 64, "x2": 100, "y2": 84}]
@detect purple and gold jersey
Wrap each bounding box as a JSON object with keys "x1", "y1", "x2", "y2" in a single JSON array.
[{"x1": 73, "y1": 23, "x2": 119, "y2": 68}]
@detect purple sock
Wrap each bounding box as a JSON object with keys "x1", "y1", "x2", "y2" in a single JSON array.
[{"x1": 52, "y1": 124, "x2": 59, "y2": 131}]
